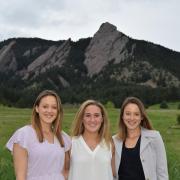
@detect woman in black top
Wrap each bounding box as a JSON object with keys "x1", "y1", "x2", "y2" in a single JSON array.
[{"x1": 113, "y1": 97, "x2": 168, "y2": 180}]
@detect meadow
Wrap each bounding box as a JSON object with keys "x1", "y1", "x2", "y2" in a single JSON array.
[{"x1": 0, "y1": 104, "x2": 180, "y2": 180}]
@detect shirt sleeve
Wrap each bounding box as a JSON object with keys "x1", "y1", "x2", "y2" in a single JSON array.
[
  {"x1": 6, "y1": 126, "x2": 29, "y2": 152},
  {"x1": 62, "y1": 131, "x2": 71, "y2": 152},
  {"x1": 154, "y1": 131, "x2": 169, "y2": 180}
]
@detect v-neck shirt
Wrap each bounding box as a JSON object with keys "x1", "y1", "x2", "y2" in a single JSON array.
[
  {"x1": 79, "y1": 135, "x2": 100, "y2": 154},
  {"x1": 68, "y1": 135, "x2": 113, "y2": 180}
]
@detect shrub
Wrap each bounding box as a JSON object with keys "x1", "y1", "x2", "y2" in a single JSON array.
[
  {"x1": 160, "y1": 101, "x2": 169, "y2": 109},
  {"x1": 177, "y1": 103, "x2": 180, "y2": 109},
  {"x1": 105, "y1": 101, "x2": 115, "y2": 108},
  {"x1": 177, "y1": 114, "x2": 180, "y2": 125}
]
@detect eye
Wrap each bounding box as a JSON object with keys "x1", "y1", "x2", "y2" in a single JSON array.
[
  {"x1": 84, "y1": 114, "x2": 91, "y2": 118},
  {"x1": 125, "y1": 112, "x2": 130, "y2": 116},
  {"x1": 135, "y1": 113, "x2": 140, "y2": 116},
  {"x1": 94, "y1": 114, "x2": 101, "y2": 118},
  {"x1": 52, "y1": 106, "x2": 57, "y2": 110},
  {"x1": 43, "y1": 105, "x2": 48, "y2": 108}
]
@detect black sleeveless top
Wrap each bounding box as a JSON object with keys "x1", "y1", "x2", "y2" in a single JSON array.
[{"x1": 118, "y1": 136, "x2": 145, "y2": 180}]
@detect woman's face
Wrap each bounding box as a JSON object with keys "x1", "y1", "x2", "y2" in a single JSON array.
[
  {"x1": 83, "y1": 105, "x2": 103, "y2": 134},
  {"x1": 36, "y1": 95, "x2": 58, "y2": 126},
  {"x1": 123, "y1": 103, "x2": 142, "y2": 131}
]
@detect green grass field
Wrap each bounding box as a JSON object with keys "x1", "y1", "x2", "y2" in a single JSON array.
[{"x1": 0, "y1": 104, "x2": 180, "y2": 180}]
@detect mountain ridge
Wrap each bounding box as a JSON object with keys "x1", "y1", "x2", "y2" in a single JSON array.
[{"x1": 0, "y1": 22, "x2": 180, "y2": 107}]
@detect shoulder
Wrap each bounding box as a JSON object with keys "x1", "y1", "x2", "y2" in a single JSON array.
[
  {"x1": 141, "y1": 127, "x2": 164, "y2": 147},
  {"x1": 112, "y1": 134, "x2": 123, "y2": 143},
  {"x1": 112, "y1": 134, "x2": 123, "y2": 150},
  {"x1": 141, "y1": 127, "x2": 161, "y2": 138},
  {"x1": 70, "y1": 136, "x2": 82, "y2": 146},
  {"x1": 13, "y1": 125, "x2": 33, "y2": 136},
  {"x1": 71, "y1": 135, "x2": 81, "y2": 141},
  {"x1": 61, "y1": 131, "x2": 71, "y2": 144},
  {"x1": 61, "y1": 131, "x2": 71, "y2": 151},
  {"x1": 21, "y1": 125, "x2": 34, "y2": 132},
  {"x1": 61, "y1": 131, "x2": 70, "y2": 139},
  {"x1": 6, "y1": 125, "x2": 33, "y2": 152}
]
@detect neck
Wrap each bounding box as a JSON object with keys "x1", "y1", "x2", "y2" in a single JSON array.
[
  {"x1": 127, "y1": 127, "x2": 141, "y2": 138},
  {"x1": 41, "y1": 122, "x2": 52, "y2": 133},
  {"x1": 83, "y1": 131, "x2": 100, "y2": 141}
]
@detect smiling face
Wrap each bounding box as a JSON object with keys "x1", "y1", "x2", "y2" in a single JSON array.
[
  {"x1": 83, "y1": 104, "x2": 103, "y2": 134},
  {"x1": 123, "y1": 103, "x2": 142, "y2": 131},
  {"x1": 36, "y1": 95, "x2": 58, "y2": 126}
]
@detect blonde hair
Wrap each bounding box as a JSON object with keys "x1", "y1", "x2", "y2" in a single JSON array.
[
  {"x1": 71, "y1": 100, "x2": 111, "y2": 146},
  {"x1": 118, "y1": 97, "x2": 153, "y2": 141},
  {"x1": 31, "y1": 90, "x2": 64, "y2": 147}
]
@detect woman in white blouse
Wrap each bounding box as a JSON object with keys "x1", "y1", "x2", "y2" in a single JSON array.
[{"x1": 68, "y1": 100, "x2": 115, "y2": 180}]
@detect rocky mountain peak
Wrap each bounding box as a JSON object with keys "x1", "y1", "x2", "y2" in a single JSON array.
[
  {"x1": 98, "y1": 22, "x2": 117, "y2": 34},
  {"x1": 84, "y1": 22, "x2": 131, "y2": 76}
]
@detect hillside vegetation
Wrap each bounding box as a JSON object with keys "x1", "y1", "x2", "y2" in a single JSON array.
[{"x1": 0, "y1": 22, "x2": 180, "y2": 107}]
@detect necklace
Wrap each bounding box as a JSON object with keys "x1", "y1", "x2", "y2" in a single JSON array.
[
  {"x1": 43, "y1": 130, "x2": 51, "y2": 134},
  {"x1": 127, "y1": 133, "x2": 140, "y2": 139}
]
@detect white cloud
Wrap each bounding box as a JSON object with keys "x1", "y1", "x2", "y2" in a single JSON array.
[{"x1": 0, "y1": 0, "x2": 179, "y2": 51}]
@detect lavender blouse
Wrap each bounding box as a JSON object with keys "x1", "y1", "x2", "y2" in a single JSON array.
[{"x1": 6, "y1": 125, "x2": 71, "y2": 180}]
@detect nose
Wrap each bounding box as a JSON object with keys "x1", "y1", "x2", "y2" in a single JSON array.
[
  {"x1": 129, "y1": 114, "x2": 134, "y2": 120},
  {"x1": 87, "y1": 115, "x2": 98, "y2": 122},
  {"x1": 47, "y1": 107, "x2": 53, "y2": 112},
  {"x1": 89, "y1": 115, "x2": 96, "y2": 121}
]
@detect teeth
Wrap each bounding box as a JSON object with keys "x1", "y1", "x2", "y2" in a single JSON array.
[
  {"x1": 88, "y1": 124, "x2": 97, "y2": 128},
  {"x1": 128, "y1": 121, "x2": 136, "y2": 125},
  {"x1": 45, "y1": 115, "x2": 53, "y2": 118}
]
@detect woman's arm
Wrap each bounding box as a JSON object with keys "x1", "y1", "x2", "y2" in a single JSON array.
[
  {"x1": 111, "y1": 141, "x2": 116, "y2": 177},
  {"x1": 63, "y1": 150, "x2": 71, "y2": 180},
  {"x1": 13, "y1": 143, "x2": 28, "y2": 180}
]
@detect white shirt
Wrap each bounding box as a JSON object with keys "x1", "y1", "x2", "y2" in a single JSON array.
[{"x1": 68, "y1": 135, "x2": 113, "y2": 180}]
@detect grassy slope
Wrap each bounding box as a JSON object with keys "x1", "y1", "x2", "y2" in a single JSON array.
[{"x1": 0, "y1": 105, "x2": 180, "y2": 179}]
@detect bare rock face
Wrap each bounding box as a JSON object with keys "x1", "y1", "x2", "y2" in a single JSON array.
[
  {"x1": 84, "y1": 22, "x2": 130, "y2": 76},
  {"x1": 23, "y1": 47, "x2": 41, "y2": 58},
  {"x1": 0, "y1": 41, "x2": 17, "y2": 72},
  {"x1": 24, "y1": 39, "x2": 71, "y2": 79},
  {"x1": 58, "y1": 75, "x2": 70, "y2": 87}
]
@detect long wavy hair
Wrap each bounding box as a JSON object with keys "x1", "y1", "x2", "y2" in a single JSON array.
[
  {"x1": 31, "y1": 90, "x2": 64, "y2": 147},
  {"x1": 71, "y1": 100, "x2": 111, "y2": 146},
  {"x1": 118, "y1": 97, "x2": 153, "y2": 141}
]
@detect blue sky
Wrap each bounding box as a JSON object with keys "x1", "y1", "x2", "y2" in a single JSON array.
[{"x1": 0, "y1": 0, "x2": 180, "y2": 52}]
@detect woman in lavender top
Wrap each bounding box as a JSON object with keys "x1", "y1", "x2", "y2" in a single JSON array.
[{"x1": 6, "y1": 90, "x2": 71, "y2": 180}]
